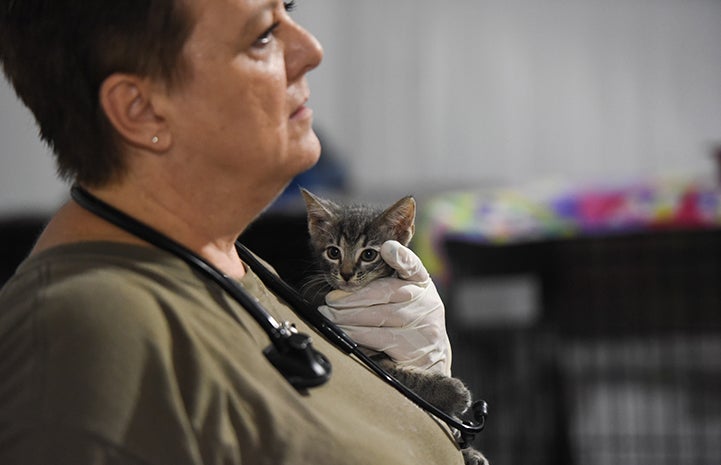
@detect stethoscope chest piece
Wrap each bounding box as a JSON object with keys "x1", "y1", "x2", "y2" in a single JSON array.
[{"x1": 264, "y1": 326, "x2": 332, "y2": 389}]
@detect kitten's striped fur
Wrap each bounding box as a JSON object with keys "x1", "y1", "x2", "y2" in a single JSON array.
[
  {"x1": 300, "y1": 189, "x2": 488, "y2": 465},
  {"x1": 301, "y1": 188, "x2": 415, "y2": 304}
]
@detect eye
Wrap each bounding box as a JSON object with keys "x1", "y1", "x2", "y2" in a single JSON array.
[
  {"x1": 254, "y1": 22, "x2": 280, "y2": 48},
  {"x1": 284, "y1": 0, "x2": 297, "y2": 12},
  {"x1": 326, "y1": 246, "x2": 341, "y2": 260},
  {"x1": 360, "y1": 249, "x2": 378, "y2": 262}
]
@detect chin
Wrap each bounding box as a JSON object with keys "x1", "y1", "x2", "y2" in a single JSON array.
[
  {"x1": 292, "y1": 130, "x2": 322, "y2": 168},
  {"x1": 302, "y1": 138, "x2": 322, "y2": 169},
  {"x1": 285, "y1": 152, "x2": 321, "y2": 186}
]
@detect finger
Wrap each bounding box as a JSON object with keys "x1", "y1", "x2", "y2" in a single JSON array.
[
  {"x1": 318, "y1": 303, "x2": 414, "y2": 327},
  {"x1": 323, "y1": 289, "x2": 354, "y2": 306},
  {"x1": 380, "y1": 240, "x2": 430, "y2": 282},
  {"x1": 323, "y1": 279, "x2": 423, "y2": 307},
  {"x1": 339, "y1": 324, "x2": 450, "y2": 371}
]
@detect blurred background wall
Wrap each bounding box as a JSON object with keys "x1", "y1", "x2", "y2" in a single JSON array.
[
  {"x1": 292, "y1": 0, "x2": 721, "y2": 196},
  {"x1": 0, "y1": 78, "x2": 66, "y2": 214},
  {"x1": 2, "y1": 0, "x2": 721, "y2": 212}
]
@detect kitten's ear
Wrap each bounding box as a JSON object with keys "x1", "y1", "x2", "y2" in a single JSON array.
[
  {"x1": 378, "y1": 196, "x2": 416, "y2": 246},
  {"x1": 301, "y1": 188, "x2": 337, "y2": 235}
]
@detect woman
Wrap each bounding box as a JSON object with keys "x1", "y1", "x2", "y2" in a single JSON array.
[{"x1": 0, "y1": 0, "x2": 473, "y2": 464}]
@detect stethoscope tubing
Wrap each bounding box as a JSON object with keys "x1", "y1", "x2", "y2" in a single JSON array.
[
  {"x1": 236, "y1": 241, "x2": 487, "y2": 445},
  {"x1": 70, "y1": 185, "x2": 485, "y2": 447}
]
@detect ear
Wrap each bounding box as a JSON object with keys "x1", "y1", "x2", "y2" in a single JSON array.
[
  {"x1": 300, "y1": 188, "x2": 337, "y2": 236},
  {"x1": 378, "y1": 196, "x2": 416, "y2": 245},
  {"x1": 99, "y1": 73, "x2": 170, "y2": 152}
]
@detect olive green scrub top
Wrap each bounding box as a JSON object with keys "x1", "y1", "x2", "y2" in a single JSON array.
[{"x1": 0, "y1": 242, "x2": 463, "y2": 465}]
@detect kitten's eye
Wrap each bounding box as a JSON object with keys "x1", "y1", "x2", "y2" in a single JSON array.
[
  {"x1": 360, "y1": 249, "x2": 378, "y2": 262},
  {"x1": 326, "y1": 246, "x2": 341, "y2": 260}
]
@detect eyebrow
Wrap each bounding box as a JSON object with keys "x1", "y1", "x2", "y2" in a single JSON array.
[{"x1": 242, "y1": 0, "x2": 280, "y2": 33}]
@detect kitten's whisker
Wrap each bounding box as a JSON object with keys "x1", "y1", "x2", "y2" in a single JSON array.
[{"x1": 300, "y1": 273, "x2": 335, "y2": 307}]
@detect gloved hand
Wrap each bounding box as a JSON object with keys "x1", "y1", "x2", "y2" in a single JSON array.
[{"x1": 318, "y1": 240, "x2": 452, "y2": 376}]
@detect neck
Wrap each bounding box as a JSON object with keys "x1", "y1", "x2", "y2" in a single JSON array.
[
  {"x1": 90, "y1": 181, "x2": 252, "y2": 278},
  {"x1": 33, "y1": 176, "x2": 283, "y2": 279}
]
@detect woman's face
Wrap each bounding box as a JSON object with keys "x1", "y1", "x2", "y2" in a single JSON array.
[{"x1": 160, "y1": 0, "x2": 323, "y2": 194}]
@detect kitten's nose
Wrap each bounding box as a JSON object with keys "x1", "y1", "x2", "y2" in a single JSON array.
[{"x1": 340, "y1": 271, "x2": 354, "y2": 282}]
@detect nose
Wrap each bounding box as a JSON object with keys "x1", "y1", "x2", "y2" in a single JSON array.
[
  {"x1": 340, "y1": 271, "x2": 354, "y2": 282},
  {"x1": 283, "y1": 17, "x2": 323, "y2": 81}
]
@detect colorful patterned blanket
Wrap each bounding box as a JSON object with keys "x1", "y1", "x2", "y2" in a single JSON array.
[{"x1": 415, "y1": 176, "x2": 721, "y2": 279}]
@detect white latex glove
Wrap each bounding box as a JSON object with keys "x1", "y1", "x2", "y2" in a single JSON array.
[{"x1": 318, "y1": 240, "x2": 452, "y2": 376}]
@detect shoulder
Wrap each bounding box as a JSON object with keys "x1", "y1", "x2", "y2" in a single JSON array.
[
  {"x1": 0, "y1": 242, "x2": 180, "y2": 383},
  {"x1": 3, "y1": 244, "x2": 176, "y2": 343},
  {"x1": 0, "y1": 243, "x2": 200, "y2": 462},
  {"x1": 0, "y1": 242, "x2": 185, "y2": 396},
  {"x1": 0, "y1": 242, "x2": 214, "y2": 381}
]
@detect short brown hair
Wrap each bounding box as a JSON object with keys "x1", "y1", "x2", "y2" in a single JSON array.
[{"x1": 0, "y1": 0, "x2": 194, "y2": 186}]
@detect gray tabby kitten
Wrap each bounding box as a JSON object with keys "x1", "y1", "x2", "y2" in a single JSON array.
[{"x1": 301, "y1": 188, "x2": 487, "y2": 465}]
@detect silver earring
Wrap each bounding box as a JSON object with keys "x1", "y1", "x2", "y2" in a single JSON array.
[{"x1": 151, "y1": 135, "x2": 159, "y2": 144}]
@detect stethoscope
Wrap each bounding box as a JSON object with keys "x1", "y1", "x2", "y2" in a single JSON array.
[{"x1": 70, "y1": 185, "x2": 487, "y2": 448}]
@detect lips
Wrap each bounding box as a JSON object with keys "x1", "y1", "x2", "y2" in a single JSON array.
[
  {"x1": 290, "y1": 104, "x2": 307, "y2": 119},
  {"x1": 290, "y1": 92, "x2": 311, "y2": 120},
  {"x1": 290, "y1": 101, "x2": 309, "y2": 120}
]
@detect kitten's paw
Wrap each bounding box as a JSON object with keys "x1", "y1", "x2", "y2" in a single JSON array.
[
  {"x1": 434, "y1": 376, "x2": 472, "y2": 416},
  {"x1": 462, "y1": 447, "x2": 488, "y2": 465},
  {"x1": 379, "y1": 360, "x2": 471, "y2": 416}
]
